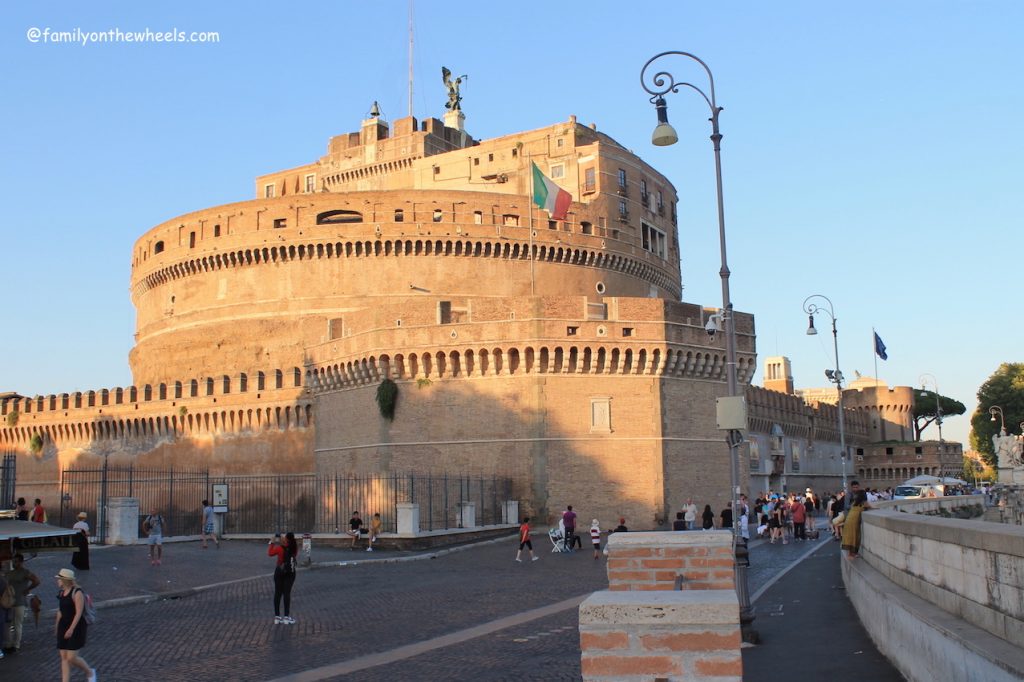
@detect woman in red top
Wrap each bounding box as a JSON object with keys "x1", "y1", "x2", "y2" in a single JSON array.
[{"x1": 267, "y1": 532, "x2": 298, "y2": 624}]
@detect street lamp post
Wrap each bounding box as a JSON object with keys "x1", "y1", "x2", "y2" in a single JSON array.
[
  {"x1": 991, "y1": 403, "x2": 1007, "y2": 430},
  {"x1": 919, "y1": 373, "x2": 943, "y2": 442},
  {"x1": 803, "y1": 295, "x2": 848, "y2": 493},
  {"x1": 640, "y1": 52, "x2": 755, "y2": 643}
]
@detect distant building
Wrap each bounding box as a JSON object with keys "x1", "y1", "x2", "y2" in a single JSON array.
[{"x1": 756, "y1": 356, "x2": 962, "y2": 492}]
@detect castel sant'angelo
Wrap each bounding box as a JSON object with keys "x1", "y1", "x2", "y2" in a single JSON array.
[{"x1": 0, "y1": 92, "x2": 766, "y2": 525}]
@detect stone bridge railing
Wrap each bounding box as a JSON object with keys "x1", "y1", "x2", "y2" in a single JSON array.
[{"x1": 844, "y1": 494, "x2": 1024, "y2": 681}]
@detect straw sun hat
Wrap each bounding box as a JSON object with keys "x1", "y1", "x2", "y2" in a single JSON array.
[
  {"x1": 77, "y1": 512, "x2": 88, "y2": 519},
  {"x1": 55, "y1": 568, "x2": 77, "y2": 581}
]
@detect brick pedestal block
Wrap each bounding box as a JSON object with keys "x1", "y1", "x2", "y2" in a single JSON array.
[
  {"x1": 579, "y1": 590, "x2": 742, "y2": 682},
  {"x1": 605, "y1": 530, "x2": 735, "y2": 591}
]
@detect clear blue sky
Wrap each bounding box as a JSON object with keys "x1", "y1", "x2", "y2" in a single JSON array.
[{"x1": 2, "y1": 1, "x2": 1021, "y2": 449}]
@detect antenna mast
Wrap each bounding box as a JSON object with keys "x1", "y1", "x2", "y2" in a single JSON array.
[{"x1": 408, "y1": 0, "x2": 414, "y2": 118}]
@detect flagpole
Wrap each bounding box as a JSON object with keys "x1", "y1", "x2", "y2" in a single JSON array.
[
  {"x1": 528, "y1": 155, "x2": 536, "y2": 295},
  {"x1": 872, "y1": 328, "x2": 879, "y2": 387}
]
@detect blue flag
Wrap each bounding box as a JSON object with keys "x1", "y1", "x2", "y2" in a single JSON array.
[{"x1": 874, "y1": 332, "x2": 888, "y2": 361}]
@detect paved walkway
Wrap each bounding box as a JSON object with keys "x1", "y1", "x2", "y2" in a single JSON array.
[{"x1": 1, "y1": 526, "x2": 900, "y2": 680}]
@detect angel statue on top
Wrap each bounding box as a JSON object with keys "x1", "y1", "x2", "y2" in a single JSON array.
[
  {"x1": 993, "y1": 430, "x2": 1023, "y2": 469},
  {"x1": 442, "y1": 67, "x2": 467, "y2": 111}
]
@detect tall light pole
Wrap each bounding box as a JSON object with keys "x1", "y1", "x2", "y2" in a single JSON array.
[
  {"x1": 919, "y1": 373, "x2": 944, "y2": 442},
  {"x1": 803, "y1": 295, "x2": 848, "y2": 493},
  {"x1": 640, "y1": 51, "x2": 755, "y2": 643}
]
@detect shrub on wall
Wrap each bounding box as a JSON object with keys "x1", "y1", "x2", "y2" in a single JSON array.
[
  {"x1": 5, "y1": 410, "x2": 18, "y2": 427},
  {"x1": 376, "y1": 379, "x2": 398, "y2": 421},
  {"x1": 29, "y1": 433, "x2": 43, "y2": 454}
]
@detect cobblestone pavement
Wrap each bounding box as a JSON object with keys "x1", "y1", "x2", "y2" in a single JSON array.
[{"x1": 2, "y1": 523, "x2": 858, "y2": 681}]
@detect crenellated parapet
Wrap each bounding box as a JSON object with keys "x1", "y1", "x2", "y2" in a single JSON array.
[
  {"x1": 0, "y1": 365, "x2": 311, "y2": 451},
  {"x1": 746, "y1": 385, "x2": 869, "y2": 445},
  {"x1": 303, "y1": 296, "x2": 757, "y2": 391}
]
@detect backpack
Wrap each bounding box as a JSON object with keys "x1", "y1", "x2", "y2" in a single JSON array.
[
  {"x1": 76, "y1": 588, "x2": 97, "y2": 625},
  {"x1": 0, "y1": 583, "x2": 15, "y2": 609}
]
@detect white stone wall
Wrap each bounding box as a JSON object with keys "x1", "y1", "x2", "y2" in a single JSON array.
[{"x1": 843, "y1": 496, "x2": 1024, "y2": 681}]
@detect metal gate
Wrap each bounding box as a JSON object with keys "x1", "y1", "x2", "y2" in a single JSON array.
[{"x1": 0, "y1": 454, "x2": 15, "y2": 509}]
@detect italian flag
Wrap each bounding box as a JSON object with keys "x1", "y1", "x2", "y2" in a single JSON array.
[{"x1": 532, "y1": 162, "x2": 571, "y2": 220}]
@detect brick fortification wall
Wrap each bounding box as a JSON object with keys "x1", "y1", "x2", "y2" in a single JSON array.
[
  {"x1": 0, "y1": 372, "x2": 313, "y2": 502},
  {"x1": 309, "y1": 296, "x2": 757, "y2": 526}
]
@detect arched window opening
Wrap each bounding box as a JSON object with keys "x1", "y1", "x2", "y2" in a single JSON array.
[{"x1": 316, "y1": 210, "x2": 363, "y2": 224}]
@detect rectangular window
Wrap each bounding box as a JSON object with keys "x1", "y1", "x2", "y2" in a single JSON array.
[
  {"x1": 885, "y1": 447, "x2": 894, "y2": 455},
  {"x1": 264, "y1": 183, "x2": 275, "y2": 198},
  {"x1": 749, "y1": 440, "x2": 761, "y2": 467},
  {"x1": 618, "y1": 200, "x2": 627, "y2": 217},
  {"x1": 548, "y1": 220, "x2": 557, "y2": 230},
  {"x1": 189, "y1": 231, "x2": 196, "y2": 248},
  {"x1": 583, "y1": 167, "x2": 596, "y2": 193},
  {"x1": 394, "y1": 209, "x2": 404, "y2": 222},
  {"x1": 618, "y1": 168, "x2": 627, "y2": 188},
  {"x1": 439, "y1": 301, "x2": 452, "y2": 324},
  {"x1": 641, "y1": 222, "x2": 666, "y2": 258},
  {"x1": 502, "y1": 214, "x2": 519, "y2": 227},
  {"x1": 557, "y1": 138, "x2": 565, "y2": 148},
  {"x1": 304, "y1": 174, "x2": 316, "y2": 193},
  {"x1": 657, "y1": 190, "x2": 664, "y2": 211},
  {"x1": 550, "y1": 164, "x2": 565, "y2": 179},
  {"x1": 213, "y1": 224, "x2": 221, "y2": 237},
  {"x1": 473, "y1": 211, "x2": 483, "y2": 224},
  {"x1": 640, "y1": 179, "x2": 648, "y2": 200},
  {"x1": 273, "y1": 218, "x2": 287, "y2": 229}
]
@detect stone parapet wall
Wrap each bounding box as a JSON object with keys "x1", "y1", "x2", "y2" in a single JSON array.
[
  {"x1": 859, "y1": 496, "x2": 1023, "y2": 646},
  {"x1": 844, "y1": 496, "x2": 1024, "y2": 681},
  {"x1": 579, "y1": 531, "x2": 741, "y2": 681}
]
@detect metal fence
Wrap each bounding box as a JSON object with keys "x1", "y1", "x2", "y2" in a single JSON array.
[
  {"x1": 61, "y1": 463, "x2": 209, "y2": 544},
  {"x1": 60, "y1": 465, "x2": 513, "y2": 543},
  {"x1": 1, "y1": 454, "x2": 15, "y2": 508}
]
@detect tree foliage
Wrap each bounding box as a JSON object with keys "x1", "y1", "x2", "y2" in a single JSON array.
[
  {"x1": 970, "y1": 363, "x2": 1024, "y2": 467},
  {"x1": 375, "y1": 378, "x2": 398, "y2": 421},
  {"x1": 912, "y1": 391, "x2": 965, "y2": 441}
]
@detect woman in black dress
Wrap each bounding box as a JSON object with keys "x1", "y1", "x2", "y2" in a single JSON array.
[
  {"x1": 701, "y1": 504, "x2": 715, "y2": 530},
  {"x1": 54, "y1": 568, "x2": 95, "y2": 681}
]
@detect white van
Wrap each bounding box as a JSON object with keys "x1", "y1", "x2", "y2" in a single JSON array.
[{"x1": 893, "y1": 484, "x2": 944, "y2": 500}]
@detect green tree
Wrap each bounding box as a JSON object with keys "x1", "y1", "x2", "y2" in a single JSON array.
[
  {"x1": 970, "y1": 363, "x2": 1024, "y2": 467},
  {"x1": 913, "y1": 391, "x2": 965, "y2": 441}
]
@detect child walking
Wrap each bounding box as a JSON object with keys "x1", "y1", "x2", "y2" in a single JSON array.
[
  {"x1": 515, "y1": 517, "x2": 539, "y2": 562},
  {"x1": 590, "y1": 519, "x2": 602, "y2": 559}
]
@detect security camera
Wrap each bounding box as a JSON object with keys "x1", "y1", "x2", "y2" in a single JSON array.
[{"x1": 705, "y1": 318, "x2": 719, "y2": 337}]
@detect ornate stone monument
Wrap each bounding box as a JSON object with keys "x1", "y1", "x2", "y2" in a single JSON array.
[{"x1": 994, "y1": 429, "x2": 1024, "y2": 484}]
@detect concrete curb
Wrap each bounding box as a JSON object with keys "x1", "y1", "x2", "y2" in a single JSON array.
[{"x1": 90, "y1": 531, "x2": 516, "y2": 613}]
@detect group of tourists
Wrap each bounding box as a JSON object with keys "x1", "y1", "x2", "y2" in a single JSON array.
[
  {"x1": 516, "y1": 505, "x2": 629, "y2": 563},
  {"x1": 668, "y1": 496, "x2": 751, "y2": 543}
]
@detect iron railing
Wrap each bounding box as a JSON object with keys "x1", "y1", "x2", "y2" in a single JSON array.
[{"x1": 60, "y1": 465, "x2": 512, "y2": 543}]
